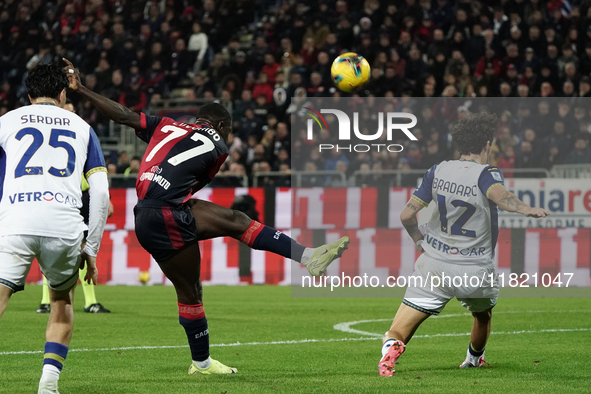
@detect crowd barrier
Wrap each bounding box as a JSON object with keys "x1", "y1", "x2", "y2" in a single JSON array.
[{"x1": 25, "y1": 183, "x2": 591, "y2": 286}]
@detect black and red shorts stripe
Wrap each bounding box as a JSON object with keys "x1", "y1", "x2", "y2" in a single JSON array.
[{"x1": 134, "y1": 199, "x2": 197, "y2": 263}]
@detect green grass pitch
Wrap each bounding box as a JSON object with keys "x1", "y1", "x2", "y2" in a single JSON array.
[{"x1": 1, "y1": 285, "x2": 590, "y2": 393}]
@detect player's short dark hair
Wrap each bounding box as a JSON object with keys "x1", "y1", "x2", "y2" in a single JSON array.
[
  {"x1": 26, "y1": 62, "x2": 69, "y2": 100},
  {"x1": 197, "y1": 102, "x2": 231, "y2": 125},
  {"x1": 451, "y1": 111, "x2": 498, "y2": 155}
]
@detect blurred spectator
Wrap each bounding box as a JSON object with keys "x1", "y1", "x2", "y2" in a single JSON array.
[
  {"x1": 544, "y1": 120, "x2": 572, "y2": 156},
  {"x1": 228, "y1": 162, "x2": 247, "y2": 178},
  {"x1": 168, "y1": 38, "x2": 191, "y2": 88},
  {"x1": 123, "y1": 156, "x2": 141, "y2": 188},
  {"x1": 496, "y1": 126, "x2": 518, "y2": 153},
  {"x1": 420, "y1": 141, "x2": 444, "y2": 169},
  {"x1": 238, "y1": 108, "x2": 263, "y2": 141},
  {"x1": 405, "y1": 143, "x2": 423, "y2": 167},
  {"x1": 261, "y1": 53, "x2": 280, "y2": 85},
  {"x1": 564, "y1": 134, "x2": 591, "y2": 164},
  {"x1": 107, "y1": 163, "x2": 117, "y2": 175},
  {"x1": 116, "y1": 152, "x2": 130, "y2": 174},
  {"x1": 273, "y1": 149, "x2": 290, "y2": 171},
  {"x1": 207, "y1": 53, "x2": 231, "y2": 87},
  {"x1": 515, "y1": 141, "x2": 540, "y2": 169},
  {"x1": 252, "y1": 73, "x2": 273, "y2": 104},
  {"x1": 233, "y1": 89, "x2": 256, "y2": 121},
  {"x1": 301, "y1": 161, "x2": 324, "y2": 186},
  {"x1": 540, "y1": 144, "x2": 563, "y2": 170},
  {"x1": 497, "y1": 145, "x2": 516, "y2": 177},
  {"x1": 325, "y1": 150, "x2": 349, "y2": 171},
  {"x1": 187, "y1": 22, "x2": 208, "y2": 74},
  {"x1": 253, "y1": 94, "x2": 270, "y2": 123},
  {"x1": 119, "y1": 75, "x2": 147, "y2": 112},
  {"x1": 101, "y1": 69, "x2": 124, "y2": 102},
  {"x1": 0, "y1": 0, "x2": 590, "y2": 184}
]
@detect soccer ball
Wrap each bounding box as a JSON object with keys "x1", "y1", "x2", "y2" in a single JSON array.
[
  {"x1": 138, "y1": 271, "x2": 150, "y2": 285},
  {"x1": 331, "y1": 52, "x2": 371, "y2": 92}
]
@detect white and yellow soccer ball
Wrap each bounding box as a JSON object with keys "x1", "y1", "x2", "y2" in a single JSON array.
[
  {"x1": 330, "y1": 52, "x2": 371, "y2": 92},
  {"x1": 138, "y1": 271, "x2": 150, "y2": 285}
]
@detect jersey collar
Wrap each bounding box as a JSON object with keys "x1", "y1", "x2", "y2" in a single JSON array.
[{"x1": 459, "y1": 158, "x2": 480, "y2": 164}]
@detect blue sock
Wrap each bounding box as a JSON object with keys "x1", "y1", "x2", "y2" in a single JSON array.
[
  {"x1": 468, "y1": 342, "x2": 485, "y2": 357},
  {"x1": 43, "y1": 342, "x2": 68, "y2": 371},
  {"x1": 241, "y1": 220, "x2": 306, "y2": 262},
  {"x1": 178, "y1": 303, "x2": 209, "y2": 362}
]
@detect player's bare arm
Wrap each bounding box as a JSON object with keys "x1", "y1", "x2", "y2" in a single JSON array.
[
  {"x1": 79, "y1": 253, "x2": 98, "y2": 285},
  {"x1": 487, "y1": 184, "x2": 550, "y2": 218},
  {"x1": 62, "y1": 58, "x2": 142, "y2": 130},
  {"x1": 400, "y1": 198, "x2": 425, "y2": 253}
]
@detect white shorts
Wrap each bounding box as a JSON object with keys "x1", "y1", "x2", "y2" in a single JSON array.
[
  {"x1": 0, "y1": 233, "x2": 83, "y2": 292},
  {"x1": 403, "y1": 253, "x2": 499, "y2": 315}
]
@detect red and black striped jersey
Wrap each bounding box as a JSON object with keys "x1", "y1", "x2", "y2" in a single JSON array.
[{"x1": 134, "y1": 113, "x2": 228, "y2": 205}]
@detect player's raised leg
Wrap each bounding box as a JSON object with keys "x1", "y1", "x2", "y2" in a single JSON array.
[
  {"x1": 190, "y1": 199, "x2": 349, "y2": 276},
  {"x1": 157, "y1": 242, "x2": 237, "y2": 375},
  {"x1": 379, "y1": 303, "x2": 431, "y2": 376},
  {"x1": 460, "y1": 309, "x2": 492, "y2": 368}
]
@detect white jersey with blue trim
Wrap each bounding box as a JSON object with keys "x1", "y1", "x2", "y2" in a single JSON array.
[
  {"x1": 0, "y1": 104, "x2": 106, "y2": 239},
  {"x1": 412, "y1": 159, "x2": 504, "y2": 265}
]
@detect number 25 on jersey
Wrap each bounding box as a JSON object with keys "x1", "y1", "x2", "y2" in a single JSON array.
[{"x1": 15, "y1": 127, "x2": 76, "y2": 178}]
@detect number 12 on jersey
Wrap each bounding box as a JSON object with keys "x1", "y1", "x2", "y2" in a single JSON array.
[{"x1": 436, "y1": 194, "x2": 476, "y2": 238}]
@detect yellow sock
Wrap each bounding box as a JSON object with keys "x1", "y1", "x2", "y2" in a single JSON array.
[
  {"x1": 41, "y1": 276, "x2": 50, "y2": 305},
  {"x1": 79, "y1": 265, "x2": 97, "y2": 307}
]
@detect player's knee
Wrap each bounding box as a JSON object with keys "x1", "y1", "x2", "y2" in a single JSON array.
[
  {"x1": 231, "y1": 209, "x2": 253, "y2": 232},
  {"x1": 472, "y1": 309, "x2": 492, "y2": 322},
  {"x1": 175, "y1": 286, "x2": 202, "y2": 305},
  {"x1": 50, "y1": 287, "x2": 74, "y2": 303}
]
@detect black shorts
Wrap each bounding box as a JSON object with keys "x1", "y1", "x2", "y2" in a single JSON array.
[
  {"x1": 80, "y1": 190, "x2": 90, "y2": 238},
  {"x1": 134, "y1": 200, "x2": 198, "y2": 263},
  {"x1": 80, "y1": 190, "x2": 90, "y2": 224}
]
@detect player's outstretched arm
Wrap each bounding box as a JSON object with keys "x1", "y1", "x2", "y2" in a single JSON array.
[
  {"x1": 488, "y1": 184, "x2": 550, "y2": 218},
  {"x1": 401, "y1": 198, "x2": 425, "y2": 253},
  {"x1": 63, "y1": 58, "x2": 142, "y2": 130}
]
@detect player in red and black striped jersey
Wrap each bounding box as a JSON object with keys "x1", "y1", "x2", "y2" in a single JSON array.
[
  {"x1": 65, "y1": 59, "x2": 350, "y2": 376},
  {"x1": 134, "y1": 113, "x2": 229, "y2": 205}
]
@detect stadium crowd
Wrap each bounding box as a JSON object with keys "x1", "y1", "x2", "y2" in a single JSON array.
[{"x1": 1, "y1": 0, "x2": 591, "y2": 187}]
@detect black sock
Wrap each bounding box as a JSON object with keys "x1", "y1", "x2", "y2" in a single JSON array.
[
  {"x1": 178, "y1": 303, "x2": 209, "y2": 361},
  {"x1": 241, "y1": 220, "x2": 306, "y2": 262}
]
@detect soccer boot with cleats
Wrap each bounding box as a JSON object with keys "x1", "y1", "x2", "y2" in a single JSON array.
[
  {"x1": 38, "y1": 381, "x2": 59, "y2": 394},
  {"x1": 378, "y1": 340, "x2": 405, "y2": 376},
  {"x1": 459, "y1": 351, "x2": 487, "y2": 368},
  {"x1": 36, "y1": 304, "x2": 50, "y2": 314},
  {"x1": 84, "y1": 303, "x2": 111, "y2": 313},
  {"x1": 188, "y1": 359, "x2": 237, "y2": 375},
  {"x1": 305, "y1": 236, "x2": 350, "y2": 276}
]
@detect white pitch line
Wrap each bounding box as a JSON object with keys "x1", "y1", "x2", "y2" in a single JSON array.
[
  {"x1": 2, "y1": 325, "x2": 591, "y2": 356},
  {"x1": 413, "y1": 327, "x2": 591, "y2": 339},
  {"x1": 333, "y1": 323, "x2": 591, "y2": 339},
  {"x1": 333, "y1": 309, "x2": 591, "y2": 337},
  {"x1": 0, "y1": 337, "x2": 377, "y2": 356}
]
